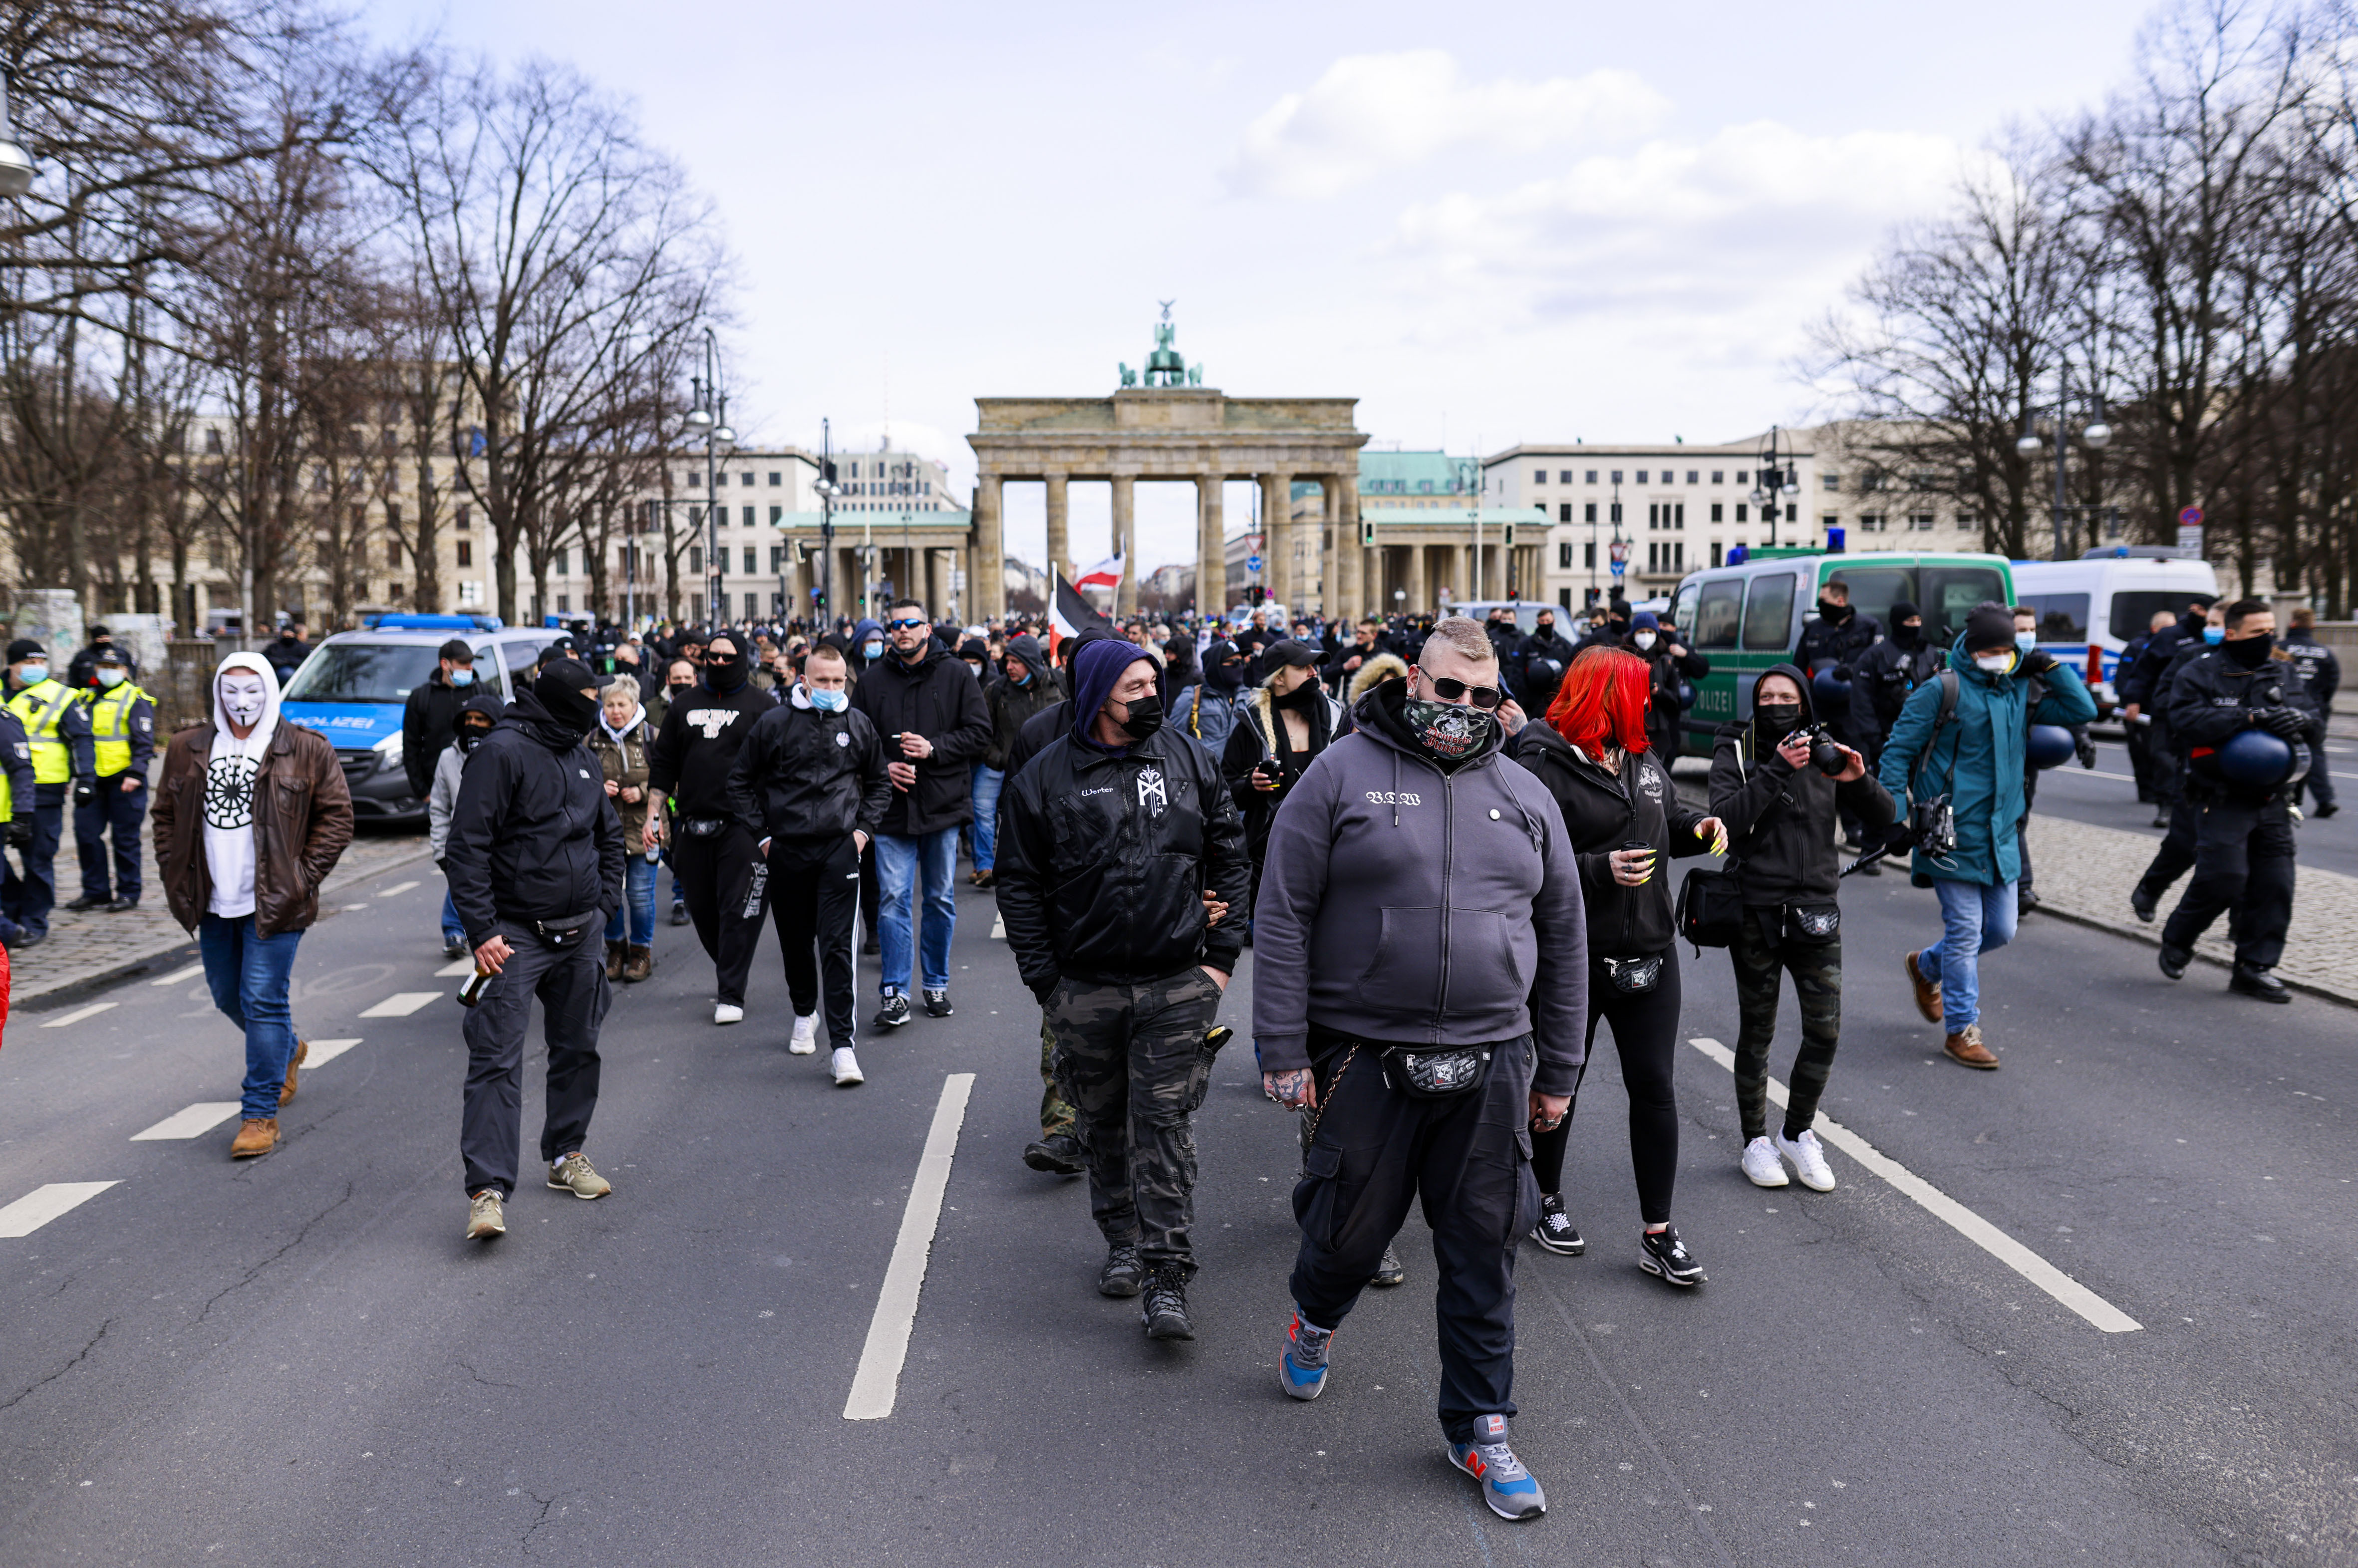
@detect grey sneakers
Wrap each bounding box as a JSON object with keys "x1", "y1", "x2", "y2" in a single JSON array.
[{"x1": 547, "y1": 1153, "x2": 611, "y2": 1200}]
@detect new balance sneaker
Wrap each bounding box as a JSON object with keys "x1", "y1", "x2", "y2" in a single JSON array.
[
  {"x1": 874, "y1": 994, "x2": 912, "y2": 1030},
  {"x1": 788, "y1": 1013, "x2": 818, "y2": 1054},
  {"x1": 831, "y1": 1047, "x2": 864, "y2": 1087},
  {"x1": 713, "y1": 1002, "x2": 744, "y2": 1026},
  {"x1": 546, "y1": 1153, "x2": 611, "y2": 1200},
  {"x1": 1638, "y1": 1225, "x2": 1705, "y2": 1287},
  {"x1": 1097, "y1": 1241, "x2": 1145, "y2": 1298},
  {"x1": 1774, "y1": 1128, "x2": 1836, "y2": 1192},
  {"x1": 1741, "y1": 1135, "x2": 1791, "y2": 1188},
  {"x1": 1448, "y1": 1414, "x2": 1546, "y2": 1521},
  {"x1": 1370, "y1": 1242, "x2": 1407, "y2": 1288},
  {"x1": 1279, "y1": 1309, "x2": 1333, "y2": 1400},
  {"x1": 922, "y1": 989, "x2": 953, "y2": 1019},
  {"x1": 1140, "y1": 1267, "x2": 1194, "y2": 1340},
  {"x1": 1529, "y1": 1192, "x2": 1585, "y2": 1256},
  {"x1": 466, "y1": 1189, "x2": 505, "y2": 1241}
]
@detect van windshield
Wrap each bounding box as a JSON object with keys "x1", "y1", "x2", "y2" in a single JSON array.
[
  {"x1": 1918, "y1": 567, "x2": 2009, "y2": 646},
  {"x1": 2110, "y1": 589, "x2": 2213, "y2": 643},
  {"x1": 281, "y1": 643, "x2": 443, "y2": 703}
]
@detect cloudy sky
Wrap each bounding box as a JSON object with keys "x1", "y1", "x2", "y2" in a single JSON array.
[{"x1": 368, "y1": 0, "x2": 2160, "y2": 575}]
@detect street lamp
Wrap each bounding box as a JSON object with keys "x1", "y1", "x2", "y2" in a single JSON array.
[
  {"x1": 811, "y1": 417, "x2": 840, "y2": 626},
  {"x1": 686, "y1": 326, "x2": 730, "y2": 628},
  {"x1": 0, "y1": 74, "x2": 37, "y2": 199},
  {"x1": 1752, "y1": 425, "x2": 1798, "y2": 548},
  {"x1": 2018, "y1": 391, "x2": 2111, "y2": 559}
]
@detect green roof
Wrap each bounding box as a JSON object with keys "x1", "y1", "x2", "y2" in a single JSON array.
[{"x1": 1291, "y1": 450, "x2": 1479, "y2": 501}]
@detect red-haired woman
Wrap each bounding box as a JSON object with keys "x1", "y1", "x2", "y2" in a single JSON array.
[{"x1": 1508, "y1": 646, "x2": 1725, "y2": 1288}]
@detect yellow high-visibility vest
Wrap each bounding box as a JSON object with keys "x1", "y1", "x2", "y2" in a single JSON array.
[
  {"x1": 6, "y1": 678, "x2": 78, "y2": 784},
  {"x1": 87, "y1": 682, "x2": 148, "y2": 777}
]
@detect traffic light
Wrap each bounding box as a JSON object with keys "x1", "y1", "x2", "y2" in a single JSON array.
[{"x1": 1247, "y1": 584, "x2": 1266, "y2": 605}]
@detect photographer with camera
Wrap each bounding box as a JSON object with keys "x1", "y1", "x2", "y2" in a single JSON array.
[
  {"x1": 1708, "y1": 666, "x2": 1892, "y2": 1191},
  {"x1": 1223, "y1": 641, "x2": 1349, "y2": 926},
  {"x1": 1877, "y1": 603, "x2": 2095, "y2": 1070}
]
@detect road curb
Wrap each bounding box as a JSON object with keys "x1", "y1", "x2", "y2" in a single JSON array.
[{"x1": 2023, "y1": 897, "x2": 2358, "y2": 1010}]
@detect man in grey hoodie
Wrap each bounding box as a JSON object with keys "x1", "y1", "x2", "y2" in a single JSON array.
[{"x1": 1253, "y1": 616, "x2": 1586, "y2": 1522}]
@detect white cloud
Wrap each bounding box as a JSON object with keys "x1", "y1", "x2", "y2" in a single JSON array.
[{"x1": 1227, "y1": 50, "x2": 1668, "y2": 201}]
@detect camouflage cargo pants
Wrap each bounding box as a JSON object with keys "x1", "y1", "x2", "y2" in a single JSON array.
[
  {"x1": 1730, "y1": 911, "x2": 1842, "y2": 1143},
  {"x1": 1039, "y1": 1019, "x2": 1075, "y2": 1139},
  {"x1": 1046, "y1": 968, "x2": 1223, "y2": 1274}
]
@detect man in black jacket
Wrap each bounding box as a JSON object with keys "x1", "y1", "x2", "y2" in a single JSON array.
[
  {"x1": 445, "y1": 659, "x2": 626, "y2": 1243},
  {"x1": 849, "y1": 599, "x2": 993, "y2": 1028},
  {"x1": 1623, "y1": 610, "x2": 1708, "y2": 759},
  {"x1": 1002, "y1": 627, "x2": 1119, "y2": 781},
  {"x1": 401, "y1": 639, "x2": 481, "y2": 800},
  {"x1": 1844, "y1": 600, "x2": 1942, "y2": 768},
  {"x1": 647, "y1": 633, "x2": 778, "y2": 1025},
  {"x1": 994, "y1": 637, "x2": 1250, "y2": 1339},
  {"x1": 2284, "y1": 606, "x2": 2340, "y2": 817},
  {"x1": 2118, "y1": 599, "x2": 2217, "y2": 828},
  {"x1": 727, "y1": 643, "x2": 891, "y2": 1084},
  {"x1": 1507, "y1": 608, "x2": 1578, "y2": 712},
  {"x1": 975, "y1": 634, "x2": 1060, "y2": 888},
  {"x1": 1794, "y1": 577, "x2": 1882, "y2": 844},
  {"x1": 259, "y1": 623, "x2": 311, "y2": 687}
]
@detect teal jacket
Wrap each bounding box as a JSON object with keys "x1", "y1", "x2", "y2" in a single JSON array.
[{"x1": 1876, "y1": 637, "x2": 2097, "y2": 886}]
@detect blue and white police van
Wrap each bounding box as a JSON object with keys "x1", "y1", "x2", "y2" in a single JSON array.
[{"x1": 2011, "y1": 548, "x2": 2219, "y2": 715}]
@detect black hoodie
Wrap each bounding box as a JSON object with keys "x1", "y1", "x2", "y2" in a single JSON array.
[
  {"x1": 1706, "y1": 661, "x2": 1895, "y2": 910},
  {"x1": 648, "y1": 663, "x2": 778, "y2": 821},
  {"x1": 444, "y1": 687, "x2": 626, "y2": 942},
  {"x1": 1508, "y1": 719, "x2": 1714, "y2": 958}
]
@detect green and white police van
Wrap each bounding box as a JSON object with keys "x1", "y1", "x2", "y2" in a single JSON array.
[{"x1": 1665, "y1": 548, "x2": 2017, "y2": 759}]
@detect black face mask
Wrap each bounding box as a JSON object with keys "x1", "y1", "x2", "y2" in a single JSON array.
[
  {"x1": 1206, "y1": 660, "x2": 1243, "y2": 693},
  {"x1": 457, "y1": 725, "x2": 492, "y2": 753},
  {"x1": 1818, "y1": 600, "x2": 1850, "y2": 623},
  {"x1": 2225, "y1": 632, "x2": 2274, "y2": 668},
  {"x1": 1115, "y1": 693, "x2": 1164, "y2": 740},
  {"x1": 534, "y1": 673, "x2": 601, "y2": 738},
  {"x1": 1755, "y1": 702, "x2": 1804, "y2": 736},
  {"x1": 1893, "y1": 621, "x2": 1923, "y2": 648},
  {"x1": 1275, "y1": 679, "x2": 1322, "y2": 711},
  {"x1": 667, "y1": 681, "x2": 695, "y2": 699}
]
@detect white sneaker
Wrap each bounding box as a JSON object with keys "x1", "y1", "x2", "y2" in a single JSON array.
[
  {"x1": 1775, "y1": 1128, "x2": 1836, "y2": 1192},
  {"x1": 1741, "y1": 1135, "x2": 1790, "y2": 1188},
  {"x1": 789, "y1": 1013, "x2": 818, "y2": 1054},
  {"x1": 714, "y1": 1002, "x2": 744, "y2": 1026},
  {"x1": 831, "y1": 1046, "x2": 864, "y2": 1087}
]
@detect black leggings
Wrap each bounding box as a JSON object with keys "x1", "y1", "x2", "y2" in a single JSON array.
[{"x1": 1531, "y1": 949, "x2": 1681, "y2": 1226}]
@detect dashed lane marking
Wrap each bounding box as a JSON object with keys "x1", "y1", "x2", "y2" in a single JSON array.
[
  {"x1": 435, "y1": 958, "x2": 476, "y2": 978},
  {"x1": 844, "y1": 1071, "x2": 976, "y2": 1420},
  {"x1": 357, "y1": 993, "x2": 440, "y2": 1018},
  {"x1": 1687, "y1": 1037, "x2": 2141, "y2": 1333},
  {"x1": 378, "y1": 881, "x2": 420, "y2": 897},
  {"x1": 41, "y1": 1003, "x2": 117, "y2": 1029},
  {"x1": 303, "y1": 1038, "x2": 363, "y2": 1068},
  {"x1": 150, "y1": 962, "x2": 206, "y2": 987},
  {"x1": 0, "y1": 1182, "x2": 119, "y2": 1238},
  {"x1": 130, "y1": 1103, "x2": 243, "y2": 1141},
  {"x1": 990, "y1": 916, "x2": 1004, "y2": 939}
]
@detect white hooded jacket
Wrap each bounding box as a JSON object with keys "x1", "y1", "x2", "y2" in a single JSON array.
[{"x1": 204, "y1": 653, "x2": 283, "y2": 918}]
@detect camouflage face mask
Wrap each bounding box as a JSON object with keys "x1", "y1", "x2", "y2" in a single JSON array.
[{"x1": 1402, "y1": 698, "x2": 1492, "y2": 761}]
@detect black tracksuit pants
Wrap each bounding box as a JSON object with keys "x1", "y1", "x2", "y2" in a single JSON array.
[
  {"x1": 1290, "y1": 1032, "x2": 1537, "y2": 1446},
  {"x1": 461, "y1": 926, "x2": 610, "y2": 1197},
  {"x1": 1531, "y1": 950, "x2": 1681, "y2": 1225},
  {"x1": 673, "y1": 822, "x2": 768, "y2": 1006},
  {"x1": 2162, "y1": 796, "x2": 2297, "y2": 969},
  {"x1": 770, "y1": 835, "x2": 861, "y2": 1049}
]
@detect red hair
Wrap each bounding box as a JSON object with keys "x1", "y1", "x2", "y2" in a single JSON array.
[{"x1": 1545, "y1": 645, "x2": 1651, "y2": 754}]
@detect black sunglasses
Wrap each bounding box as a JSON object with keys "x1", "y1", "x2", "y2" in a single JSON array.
[
  {"x1": 886, "y1": 617, "x2": 927, "y2": 631},
  {"x1": 1423, "y1": 675, "x2": 1504, "y2": 710}
]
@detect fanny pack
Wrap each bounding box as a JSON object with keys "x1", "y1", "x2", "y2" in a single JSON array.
[
  {"x1": 1381, "y1": 1043, "x2": 1492, "y2": 1098},
  {"x1": 1783, "y1": 901, "x2": 1840, "y2": 944},
  {"x1": 1601, "y1": 954, "x2": 1664, "y2": 994},
  {"x1": 530, "y1": 909, "x2": 604, "y2": 949},
  {"x1": 675, "y1": 816, "x2": 729, "y2": 838}
]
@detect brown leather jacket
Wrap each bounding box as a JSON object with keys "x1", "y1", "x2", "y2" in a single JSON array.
[{"x1": 152, "y1": 722, "x2": 355, "y2": 936}]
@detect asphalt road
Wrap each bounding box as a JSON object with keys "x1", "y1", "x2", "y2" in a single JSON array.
[
  {"x1": 1, "y1": 851, "x2": 2352, "y2": 1566},
  {"x1": 2033, "y1": 732, "x2": 2358, "y2": 880}
]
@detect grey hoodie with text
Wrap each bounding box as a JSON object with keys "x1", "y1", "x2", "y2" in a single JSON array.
[{"x1": 1250, "y1": 680, "x2": 1590, "y2": 1094}]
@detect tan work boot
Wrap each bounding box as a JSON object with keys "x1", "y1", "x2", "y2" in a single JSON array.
[
  {"x1": 623, "y1": 944, "x2": 653, "y2": 983},
  {"x1": 604, "y1": 940, "x2": 626, "y2": 982},
  {"x1": 279, "y1": 1038, "x2": 309, "y2": 1105},
  {"x1": 1903, "y1": 951, "x2": 1943, "y2": 1024},
  {"x1": 546, "y1": 1152, "x2": 612, "y2": 1199},
  {"x1": 230, "y1": 1117, "x2": 280, "y2": 1158},
  {"x1": 466, "y1": 1189, "x2": 506, "y2": 1240},
  {"x1": 1943, "y1": 1024, "x2": 1999, "y2": 1070}
]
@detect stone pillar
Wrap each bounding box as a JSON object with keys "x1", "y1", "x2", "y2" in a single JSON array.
[
  {"x1": 1196, "y1": 472, "x2": 1225, "y2": 619},
  {"x1": 973, "y1": 474, "x2": 1003, "y2": 619},
  {"x1": 1336, "y1": 469, "x2": 1363, "y2": 618},
  {"x1": 1044, "y1": 472, "x2": 1070, "y2": 586},
  {"x1": 1407, "y1": 542, "x2": 1428, "y2": 617},
  {"x1": 1110, "y1": 473, "x2": 1137, "y2": 618},
  {"x1": 1320, "y1": 476, "x2": 1341, "y2": 623},
  {"x1": 1259, "y1": 472, "x2": 1291, "y2": 614}
]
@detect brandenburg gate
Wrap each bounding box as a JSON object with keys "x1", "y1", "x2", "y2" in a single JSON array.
[{"x1": 966, "y1": 311, "x2": 1369, "y2": 619}]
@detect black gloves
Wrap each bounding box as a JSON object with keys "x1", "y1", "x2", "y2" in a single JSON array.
[
  {"x1": 1881, "y1": 820, "x2": 1920, "y2": 851},
  {"x1": 2253, "y1": 706, "x2": 2309, "y2": 739},
  {"x1": 71, "y1": 780, "x2": 95, "y2": 808},
  {"x1": 4, "y1": 818, "x2": 29, "y2": 849},
  {"x1": 2018, "y1": 648, "x2": 2060, "y2": 677}
]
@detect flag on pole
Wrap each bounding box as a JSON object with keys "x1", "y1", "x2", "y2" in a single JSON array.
[
  {"x1": 1049, "y1": 570, "x2": 1117, "y2": 661},
  {"x1": 1072, "y1": 552, "x2": 1123, "y2": 592}
]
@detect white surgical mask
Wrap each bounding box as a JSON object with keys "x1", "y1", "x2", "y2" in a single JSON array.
[
  {"x1": 2015, "y1": 630, "x2": 2038, "y2": 653},
  {"x1": 1973, "y1": 652, "x2": 2013, "y2": 674},
  {"x1": 221, "y1": 671, "x2": 268, "y2": 727},
  {"x1": 1633, "y1": 632, "x2": 1657, "y2": 651},
  {"x1": 96, "y1": 666, "x2": 126, "y2": 688}
]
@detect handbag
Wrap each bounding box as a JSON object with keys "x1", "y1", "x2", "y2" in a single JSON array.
[{"x1": 1678, "y1": 730, "x2": 1752, "y2": 951}]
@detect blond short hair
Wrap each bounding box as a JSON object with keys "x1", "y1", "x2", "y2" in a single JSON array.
[
  {"x1": 1422, "y1": 616, "x2": 1497, "y2": 664},
  {"x1": 601, "y1": 674, "x2": 640, "y2": 702}
]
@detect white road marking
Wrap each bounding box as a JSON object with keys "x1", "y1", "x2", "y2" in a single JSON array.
[
  {"x1": 303, "y1": 1038, "x2": 363, "y2": 1068},
  {"x1": 41, "y1": 1002, "x2": 117, "y2": 1029},
  {"x1": 378, "y1": 881, "x2": 420, "y2": 897},
  {"x1": 1686, "y1": 1037, "x2": 2142, "y2": 1333},
  {"x1": 130, "y1": 1102, "x2": 243, "y2": 1140},
  {"x1": 358, "y1": 993, "x2": 440, "y2": 1018},
  {"x1": 990, "y1": 916, "x2": 1004, "y2": 940},
  {"x1": 844, "y1": 1072, "x2": 976, "y2": 1420},
  {"x1": 0, "y1": 1182, "x2": 119, "y2": 1238},
  {"x1": 150, "y1": 962, "x2": 207, "y2": 987},
  {"x1": 435, "y1": 958, "x2": 476, "y2": 978}
]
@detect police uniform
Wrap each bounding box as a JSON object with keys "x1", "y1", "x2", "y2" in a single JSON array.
[
  {"x1": 72, "y1": 672, "x2": 156, "y2": 908},
  {"x1": 2283, "y1": 630, "x2": 2340, "y2": 815},
  {"x1": 1, "y1": 674, "x2": 95, "y2": 939},
  {"x1": 0, "y1": 708, "x2": 39, "y2": 944}
]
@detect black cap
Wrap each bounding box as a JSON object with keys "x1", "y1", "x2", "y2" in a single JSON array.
[
  {"x1": 7, "y1": 639, "x2": 44, "y2": 664},
  {"x1": 1264, "y1": 640, "x2": 1321, "y2": 670},
  {"x1": 94, "y1": 646, "x2": 128, "y2": 666},
  {"x1": 1964, "y1": 601, "x2": 2017, "y2": 653}
]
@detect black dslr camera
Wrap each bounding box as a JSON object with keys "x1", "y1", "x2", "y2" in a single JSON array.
[{"x1": 1788, "y1": 722, "x2": 1847, "y2": 777}]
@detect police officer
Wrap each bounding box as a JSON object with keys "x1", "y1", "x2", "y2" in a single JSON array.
[
  {"x1": 67, "y1": 646, "x2": 154, "y2": 913},
  {"x1": 2, "y1": 640, "x2": 95, "y2": 943},
  {"x1": 1795, "y1": 578, "x2": 1882, "y2": 846},
  {"x1": 2283, "y1": 606, "x2": 2340, "y2": 818},
  {"x1": 2116, "y1": 609, "x2": 2177, "y2": 805},
  {"x1": 2118, "y1": 599, "x2": 2216, "y2": 829},
  {"x1": 1846, "y1": 599, "x2": 1942, "y2": 768},
  {"x1": 2152, "y1": 599, "x2": 2316, "y2": 1002},
  {"x1": 0, "y1": 703, "x2": 38, "y2": 947},
  {"x1": 2129, "y1": 604, "x2": 2227, "y2": 918}
]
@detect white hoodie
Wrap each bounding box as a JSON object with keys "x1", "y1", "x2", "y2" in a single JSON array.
[{"x1": 204, "y1": 653, "x2": 283, "y2": 918}]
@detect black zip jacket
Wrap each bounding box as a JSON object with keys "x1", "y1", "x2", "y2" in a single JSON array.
[
  {"x1": 993, "y1": 723, "x2": 1250, "y2": 997},
  {"x1": 2284, "y1": 630, "x2": 2341, "y2": 709},
  {"x1": 1709, "y1": 662, "x2": 1895, "y2": 909},
  {"x1": 725, "y1": 691, "x2": 892, "y2": 851},
  {"x1": 847, "y1": 646, "x2": 992, "y2": 836},
  {"x1": 2117, "y1": 611, "x2": 2209, "y2": 709},
  {"x1": 1507, "y1": 719, "x2": 1712, "y2": 958},
  {"x1": 985, "y1": 637, "x2": 1061, "y2": 770},
  {"x1": 647, "y1": 680, "x2": 778, "y2": 821},
  {"x1": 1846, "y1": 636, "x2": 1943, "y2": 740},
  {"x1": 444, "y1": 688, "x2": 625, "y2": 944},
  {"x1": 1796, "y1": 609, "x2": 1883, "y2": 685},
  {"x1": 1507, "y1": 626, "x2": 1579, "y2": 706},
  {"x1": 2165, "y1": 645, "x2": 2322, "y2": 802},
  {"x1": 401, "y1": 668, "x2": 473, "y2": 798},
  {"x1": 1622, "y1": 634, "x2": 1711, "y2": 757},
  {"x1": 1005, "y1": 697, "x2": 1075, "y2": 782}
]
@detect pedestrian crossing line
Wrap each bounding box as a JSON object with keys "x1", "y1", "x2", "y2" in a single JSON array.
[
  {"x1": 303, "y1": 1038, "x2": 363, "y2": 1069},
  {"x1": 844, "y1": 1071, "x2": 975, "y2": 1421},
  {"x1": 130, "y1": 1103, "x2": 243, "y2": 1141},
  {"x1": 378, "y1": 881, "x2": 420, "y2": 897},
  {"x1": 357, "y1": 993, "x2": 440, "y2": 1019},
  {"x1": 990, "y1": 916, "x2": 1004, "y2": 940},
  {"x1": 0, "y1": 1182, "x2": 119, "y2": 1238},
  {"x1": 41, "y1": 1003, "x2": 118, "y2": 1029},
  {"x1": 1685, "y1": 1038, "x2": 2142, "y2": 1333},
  {"x1": 435, "y1": 958, "x2": 476, "y2": 979},
  {"x1": 150, "y1": 962, "x2": 207, "y2": 987}
]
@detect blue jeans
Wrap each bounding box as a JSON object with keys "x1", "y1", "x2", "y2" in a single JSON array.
[
  {"x1": 441, "y1": 887, "x2": 466, "y2": 946},
  {"x1": 969, "y1": 764, "x2": 1004, "y2": 872},
  {"x1": 199, "y1": 912, "x2": 304, "y2": 1121},
  {"x1": 604, "y1": 854, "x2": 657, "y2": 946},
  {"x1": 1918, "y1": 879, "x2": 2018, "y2": 1033},
  {"x1": 875, "y1": 826, "x2": 958, "y2": 996}
]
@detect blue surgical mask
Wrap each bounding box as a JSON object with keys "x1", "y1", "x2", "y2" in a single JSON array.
[
  {"x1": 808, "y1": 685, "x2": 847, "y2": 713},
  {"x1": 2202, "y1": 625, "x2": 2225, "y2": 645},
  {"x1": 2015, "y1": 631, "x2": 2038, "y2": 653},
  {"x1": 15, "y1": 662, "x2": 46, "y2": 683},
  {"x1": 96, "y1": 666, "x2": 126, "y2": 689},
  {"x1": 450, "y1": 667, "x2": 475, "y2": 687},
  {"x1": 862, "y1": 640, "x2": 884, "y2": 660}
]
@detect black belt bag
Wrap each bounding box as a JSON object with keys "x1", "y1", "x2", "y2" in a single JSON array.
[
  {"x1": 1782, "y1": 901, "x2": 1840, "y2": 944},
  {"x1": 1600, "y1": 953, "x2": 1664, "y2": 994},
  {"x1": 530, "y1": 909, "x2": 604, "y2": 949},
  {"x1": 675, "y1": 816, "x2": 729, "y2": 838},
  {"x1": 1381, "y1": 1043, "x2": 1492, "y2": 1099}
]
